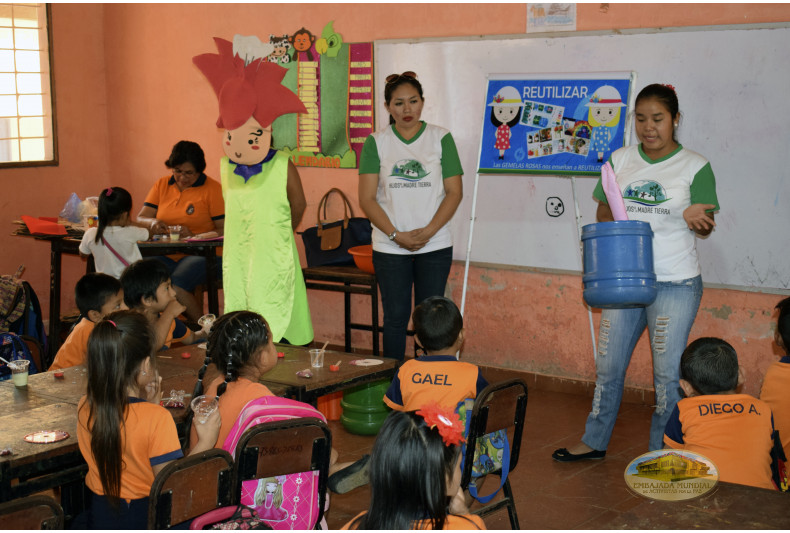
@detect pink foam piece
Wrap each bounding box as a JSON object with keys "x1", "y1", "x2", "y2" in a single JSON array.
[{"x1": 601, "y1": 162, "x2": 628, "y2": 221}]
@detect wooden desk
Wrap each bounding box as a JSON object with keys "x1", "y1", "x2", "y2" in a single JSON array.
[
  {"x1": 263, "y1": 344, "x2": 398, "y2": 404},
  {"x1": 597, "y1": 481, "x2": 790, "y2": 529},
  {"x1": 302, "y1": 266, "x2": 380, "y2": 356},
  {"x1": 38, "y1": 236, "x2": 222, "y2": 364}
]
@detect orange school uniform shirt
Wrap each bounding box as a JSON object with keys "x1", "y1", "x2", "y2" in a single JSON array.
[
  {"x1": 162, "y1": 317, "x2": 190, "y2": 349},
  {"x1": 384, "y1": 355, "x2": 488, "y2": 412},
  {"x1": 143, "y1": 174, "x2": 224, "y2": 235},
  {"x1": 663, "y1": 393, "x2": 775, "y2": 490},
  {"x1": 189, "y1": 376, "x2": 274, "y2": 451},
  {"x1": 77, "y1": 396, "x2": 183, "y2": 500},
  {"x1": 760, "y1": 356, "x2": 790, "y2": 460},
  {"x1": 49, "y1": 317, "x2": 93, "y2": 370},
  {"x1": 342, "y1": 511, "x2": 485, "y2": 530}
]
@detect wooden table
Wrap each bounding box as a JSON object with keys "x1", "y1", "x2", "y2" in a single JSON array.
[
  {"x1": 302, "y1": 266, "x2": 380, "y2": 356},
  {"x1": 264, "y1": 344, "x2": 398, "y2": 404},
  {"x1": 0, "y1": 342, "x2": 394, "y2": 517},
  {"x1": 597, "y1": 480, "x2": 790, "y2": 529},
  {"x1": 24, "y1": 235, "x2": 223, "y2": 364}
]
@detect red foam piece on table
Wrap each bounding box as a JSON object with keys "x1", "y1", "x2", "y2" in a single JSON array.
[
  {"x1": 277, "y1": 351, "x2": 285, "y2": 358},
  {"x1": 21, "y1": 215, "x2": 67, "y2": 235},
  {"x1": 181, "y1": 352, "x2": 191, "y2": 359}
]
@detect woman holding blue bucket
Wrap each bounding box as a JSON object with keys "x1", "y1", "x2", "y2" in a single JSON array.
[{"x1": 553, "y1": 83, "x2": 719, "y2": 460}]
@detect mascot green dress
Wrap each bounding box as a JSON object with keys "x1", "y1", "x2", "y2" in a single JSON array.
[{"x1": 194, "y1": 36, "x2": 313, "y2": 344}]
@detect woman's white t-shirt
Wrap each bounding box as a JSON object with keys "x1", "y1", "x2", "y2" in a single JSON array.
[{"x1": 359, "y1": 122, "x2": 463, "y2": 255}]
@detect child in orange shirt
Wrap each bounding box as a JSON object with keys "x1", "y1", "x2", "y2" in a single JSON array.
[
  {"x1": 664, "y1": 337, "x2": 776, "y2": 490},
  {"x1": 75, "y1": 310, "x2": 219, "y2": 529},
  {"x1": 121, "y1": 259, "x2": 205, "y2": 350},
  {"x1": 760, "y1": 297, "x2": 790, "y2": 459},
  {"x1": 384, "y1": 296, "x2": 487, "y2": 412},
  {"x1": 49, "y1": 273, "x2": 124, "y2": 370}
]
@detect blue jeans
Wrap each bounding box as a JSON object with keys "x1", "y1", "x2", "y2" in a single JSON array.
[
  {"x1": 372, "y1": 247, "x2": 453, "y2": 361},
  {"x1": 582, "y1": 275, "x2": 703, "y2": 452},
  {"x1": 150, "y1": 255, "x2": 223, "y2": 292}
]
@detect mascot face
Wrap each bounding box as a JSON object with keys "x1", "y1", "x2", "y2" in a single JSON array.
[{"x1": 223, "y1": 116, "x2": 271, "y2": 165}]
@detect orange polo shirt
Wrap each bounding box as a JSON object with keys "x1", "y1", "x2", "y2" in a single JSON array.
[
  {"x1": 50, "y1": 317, "x2": 94, "y2": 370},
  {"x1": 760, "y1": 356, "x2": 790, "y2": 460},
  {"x1": 189, "y1": 376, "x2": 274, "y2": 451},
  {"x1": 384, "y1": 355, "x2": 488, "y2": 412},
  {"x1": 77, "y1": 397, "x2": 183, "y2": 500},
  {"x1": 664, "y1": 393, "x2": 775, "y2": 490},
  {"x1": 143, "y1": 173, "x2": 224, "y2": 235},
  {"x1": 342, "y1": 511, "x2": 485, "y2": 530}
]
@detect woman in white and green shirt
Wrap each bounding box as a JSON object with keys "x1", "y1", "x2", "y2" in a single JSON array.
[{"x1": 358, "y1": 72, "x2": 463, "y2": 361}]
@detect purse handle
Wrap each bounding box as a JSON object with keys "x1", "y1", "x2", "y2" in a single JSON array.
[{"x1": 316, "y1": 188, "x2": 355, "y2": 230}]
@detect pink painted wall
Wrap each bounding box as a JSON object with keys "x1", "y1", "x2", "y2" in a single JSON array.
[{"x1": 3, "y1": 3, "x2": 788, "y2": 394}]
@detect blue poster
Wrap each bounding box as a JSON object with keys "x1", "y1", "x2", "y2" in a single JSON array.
[{"x1": 478, "y1": 73, "x2": 633, "y2": 175}]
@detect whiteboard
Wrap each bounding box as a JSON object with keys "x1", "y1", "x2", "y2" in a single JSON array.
[{"x1": 375, "y1": 26, "x2": 790, "y2": 291}]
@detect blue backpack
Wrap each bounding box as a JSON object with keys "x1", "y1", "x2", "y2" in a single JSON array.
[
  {"x1": 457, "y1": 398, "x2": 511, "y2": 504},
  {"x1": 0, "y1": 332, "x2": 38, "y2": 381}
]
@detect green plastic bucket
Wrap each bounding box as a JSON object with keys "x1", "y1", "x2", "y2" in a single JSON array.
[{"x1": 340, "y1": 379, "x2": 391, "y2": 435}]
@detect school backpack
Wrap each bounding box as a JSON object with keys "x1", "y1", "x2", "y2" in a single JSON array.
[
  {"x1": 0, "y1": 332, "x2": 38, "y2": 381},
  {"x1": 0, "y1": 277, "x2": 48, "y2": 366},
  {"x1": 457, "y1": 398, "x2": 511, "y2": 504},
  {"x1": 222, "y1": 396, "x2": 327, "y2": 531}
]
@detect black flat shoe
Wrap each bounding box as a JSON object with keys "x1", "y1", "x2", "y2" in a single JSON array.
[
  {"x1": 328, "y1": 454, "x2": 371, "y2": 494},
  {"x1": 552, "y1": 447, "x2": 606, "y2": 462}
]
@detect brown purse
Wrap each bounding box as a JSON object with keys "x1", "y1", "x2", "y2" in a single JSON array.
[{"x1": 316, "y1": 188, "x2": 353, "y2": 251}]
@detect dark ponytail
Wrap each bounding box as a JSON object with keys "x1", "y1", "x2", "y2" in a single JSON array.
[
  {"x1": 82, "y1": 310, "x2": 154, "y2": 507},
  {"x1": 182, "y1": 311, "x2": 270, "y2": 449},
  {"x1": 95, "y1": 187, "x2": 133, "y2": 244}
]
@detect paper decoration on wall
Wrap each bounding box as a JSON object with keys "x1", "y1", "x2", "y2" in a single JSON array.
[{"x1": 267, "y1": 22, "x2": 374, "y2": 169}]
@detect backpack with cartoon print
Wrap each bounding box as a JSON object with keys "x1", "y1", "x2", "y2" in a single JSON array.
[{"x1": 457, "y1": 398, "x2": 511, "y2": 504}]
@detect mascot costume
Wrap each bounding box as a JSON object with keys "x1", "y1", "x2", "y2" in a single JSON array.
[{"x1": 193, "y1": 36, "x2": 313, "y2": 344}]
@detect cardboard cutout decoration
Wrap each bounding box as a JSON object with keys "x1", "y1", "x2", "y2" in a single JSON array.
[{"x1": 193, "y1": 36, "x2": 313, "y2": 344}]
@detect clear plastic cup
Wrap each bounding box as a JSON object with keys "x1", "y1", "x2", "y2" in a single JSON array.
[
  {"x1": 197, "y1": 313, "x2": 216, "y2": 333},
  {"x1": 190, "y1": 395, "x2": 218, "y2": 424},
  {"x1": 168, "y1": 225, "x2": 182, "y2": 241},
  {"x1": 8, "y1": 359, "x2": 29, "y2": 387},
  {"x1": 309, "y1": 349, "x2": 325, "y2": 368}
]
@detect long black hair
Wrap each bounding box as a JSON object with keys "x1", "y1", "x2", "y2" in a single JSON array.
[
  {"x1": 183, "y1": 311, "x2": 270, "y2": 449},
  {"x1": 95, "y1": 186, "x2": 133, "y2": 244},
  {"x1": 350, "y1": 410, "x2": 463, "y2": 530},
  {"x1": 81, "y1": 310, "x2": 155, "y2": 507}
]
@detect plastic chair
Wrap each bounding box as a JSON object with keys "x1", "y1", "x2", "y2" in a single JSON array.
[
  {"x1": 20, "y1": 334, "x2": 44, "y2": 373},
  {"x1": 234, "y1": 417, "x2": 332, "y2": 530},
  {"x1": 148, "y1": 448, "x2": 234, "y2": 529},
  {"x1": 0, "y1": 495, "x2": 64, "y2": 529},
  {"x1": 460, "y1": 378, "x2": 529, "y2": 529}
]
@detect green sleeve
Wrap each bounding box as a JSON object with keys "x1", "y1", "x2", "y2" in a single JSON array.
[
  {"x1": 358, "y1": 135, "x2": 380, "y2": 175},
  {"x1": 689, "y1": 162, "x2": 719, "y2": 212},
  {"x1": 592, "y1": 156, "x2": 615, "y2": 203},
  {"x1": 440, "y1": 132, "x2": 464, "y2": 178}
]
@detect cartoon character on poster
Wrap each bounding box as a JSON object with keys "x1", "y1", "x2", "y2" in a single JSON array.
[
  {"x1": 586, "y1": 85, "x2": 626, "y2": 162},
  {"x1": 254, "y1": 476, "x2": 289, "y2": 522},
  {"x1": 488, "y1": 86, "x2": 524, "y2": 160}
]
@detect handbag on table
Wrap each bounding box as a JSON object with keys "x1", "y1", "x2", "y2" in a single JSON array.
[{"x1": 300, "y1": 188, "x2": 371, "y2": 268}]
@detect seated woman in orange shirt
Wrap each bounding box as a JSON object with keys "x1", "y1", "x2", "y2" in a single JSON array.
[{"x1": 137, "y1": 140, "x2": 224, "y2": 321}]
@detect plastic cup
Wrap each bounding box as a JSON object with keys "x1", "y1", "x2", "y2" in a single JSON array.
[
  {"x1": 8, "y1": 359, "x2": 29, "y2": 387},
  {"x1": 309, "y1": 349, "x2": 325, "y2": 368},
  {"x1": 197, "y1": 313, "x2": 216, "y2": 333},
  {"x1": 168, "y1": 225, "x2": 182, "y2": 241},
  {"x1": 190, "y1": 395, "x2": 218, "y2": 424}
]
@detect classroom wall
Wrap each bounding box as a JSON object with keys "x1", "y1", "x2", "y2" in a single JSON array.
[{"x1": 4, "y1": 3, "x2": 788, "y2": 395}]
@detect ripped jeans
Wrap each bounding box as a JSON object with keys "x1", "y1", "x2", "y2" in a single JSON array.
[{"x1": 582, "y1": 275, "x2": 703, "y2": 452}]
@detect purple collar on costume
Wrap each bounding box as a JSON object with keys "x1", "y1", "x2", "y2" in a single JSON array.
[{"x1": 230, "y1": 149, "x2": 277, "y2": 182}]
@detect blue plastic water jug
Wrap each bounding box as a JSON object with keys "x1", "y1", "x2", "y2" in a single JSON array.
[{"x1": 581, "y1": 221, "x2": 657, "y2": 308}]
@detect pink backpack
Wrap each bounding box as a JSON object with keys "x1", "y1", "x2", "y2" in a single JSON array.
[{"x1": 222, "y1": 396, "x2": 327, "y2": 530}]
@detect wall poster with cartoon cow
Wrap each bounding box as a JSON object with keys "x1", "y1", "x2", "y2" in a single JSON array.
[
  {"x1": 479, "y1": 73, "x2": 634, "y2": 176},
  {"x1": 263, "y1": 21, "x2": 374, "y2": 169}
]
